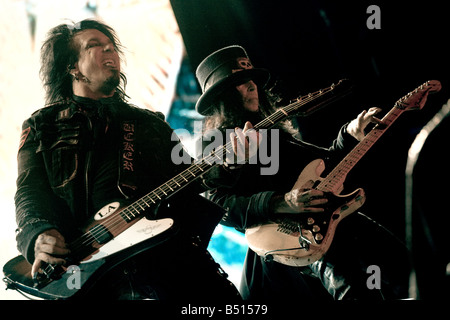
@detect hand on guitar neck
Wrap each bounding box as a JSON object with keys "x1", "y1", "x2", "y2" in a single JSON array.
[
  {"x1": 270, "y1": 106, "x2": 383, "y2": 217},
  {"x1": 229, "y1": 121, "x2": 261, "y2": 165},
  {"x1": 346, "y1": 107, "x2": 383, "y2": 141}
]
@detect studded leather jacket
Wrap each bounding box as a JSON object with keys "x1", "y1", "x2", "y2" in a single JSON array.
[{"x1": 15, "y1": 95, "x2": 219, "y2": 263}]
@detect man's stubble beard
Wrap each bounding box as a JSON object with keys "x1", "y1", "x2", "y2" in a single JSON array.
[{"x1": 100, "y1": 69, "x2": 121, "y2": 96}]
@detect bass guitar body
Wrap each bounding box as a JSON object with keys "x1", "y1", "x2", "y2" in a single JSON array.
[
  {"x1": 3, "y1": 201, "x2": 175, "y2": 300},
  {"x1": 245, "y1": 159, "x2": 366, "y2": 267}
]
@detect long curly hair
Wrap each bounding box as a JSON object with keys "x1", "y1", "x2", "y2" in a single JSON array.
[{"x1": 40, "y1": 19, "x2": 127, "y2": 104}]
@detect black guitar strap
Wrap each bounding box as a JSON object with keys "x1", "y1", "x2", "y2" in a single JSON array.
[{"x1": 118, "y1": 120, "x2": 138, "y2": 199}]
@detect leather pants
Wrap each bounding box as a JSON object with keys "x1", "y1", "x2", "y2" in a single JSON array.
[{"x1": 304, "y1": 212, "x2": 411, "y2": 300}]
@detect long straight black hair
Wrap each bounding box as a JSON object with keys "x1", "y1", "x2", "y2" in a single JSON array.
[
  {"x1": 202, "y1": 85, "x2": 299, "y2": 137},
  {"x1": 40, "y1": 19, "x2": 128, "y2": 104}
]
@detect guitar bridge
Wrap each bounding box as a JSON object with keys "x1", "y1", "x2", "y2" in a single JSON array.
[
  {"x1": 277, "y1": 215, "x2": 326, "y2": 246},
  {"x1": 298, "y1": 225, "x2": 311, "y2": 251},
  {"x1": 32, "y1": 262, "x2": 64, "y2": 289},
  {"x1": 277, "y1": 221, "x2": 311, "y2": 250}
]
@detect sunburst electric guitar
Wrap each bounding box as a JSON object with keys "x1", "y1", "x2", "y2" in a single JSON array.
[
  {"x1": 3, "y1": 79, "x2": 354, "y2": 299},
  {"x1": 245, "y1": 80, "x2": 442, "y2": 267}
]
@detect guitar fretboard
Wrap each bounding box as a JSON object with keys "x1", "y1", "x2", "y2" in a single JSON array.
[
  {"x1": 120, "y1": 152, "x2": 231, "y2": 222},
  {"x1": 317, "y1": 106, "x2": 405, "y2": 193}
]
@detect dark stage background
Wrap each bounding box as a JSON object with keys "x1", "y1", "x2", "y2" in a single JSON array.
[{"x1": 169, "y1": 0, "x2": 449, "y2": 242}]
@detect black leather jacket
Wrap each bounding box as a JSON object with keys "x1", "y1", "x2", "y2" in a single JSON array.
[
  {"x1": 15, "y1": 95, "x2": 216, "y2": 263},
  {"x1": 203, "y1": 126, "x2": 358, "y2": 232},
  {"x1": 200, "y1": 123, "x2": 411, "y2": 300}
]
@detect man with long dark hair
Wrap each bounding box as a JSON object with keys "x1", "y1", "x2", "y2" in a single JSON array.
[
  {"x1": 196, "y1": 45, "x2": 411, "y2": 300},
  {"x1": 40, "y1": 20, "x2": 128, "y2": 104},
  {"x1": 13, "y1": 19, "x2": 241, "y2": 300}
]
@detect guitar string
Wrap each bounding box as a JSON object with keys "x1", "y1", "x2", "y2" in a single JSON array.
[
  {"x1": 69, "y1": 127, "x2": 248, "y2": 252},
  {"x1": 267, "y1": 88, "x2": 424, "y2": 251},
  {"x1": 317, "y1": 106, "x2": 403, "y2": 192},
  {"x1": 67, "y1": 86, "x2": 341, "y2": 255},
  {"x1": 69, "y1": 136, "x2": 241, "y2": 254}
]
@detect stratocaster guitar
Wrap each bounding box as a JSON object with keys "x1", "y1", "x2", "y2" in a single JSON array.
[
  {"x1": 245, "y1": 80, "x2": 442, "y2": 267},
  {"x1": 3, "y1": 79, "x2": 353, "y2": 299}
]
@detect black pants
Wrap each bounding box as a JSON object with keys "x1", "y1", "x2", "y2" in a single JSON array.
[
  {"x1": 241, "y1": 212, "x2": 411, "y2": 300},
  {"x1": 307, "y1": 212, "x2": 411, "y2": 299},
  {"x1": 83, "y1": 234, "x2": 242, "y2": 301}
]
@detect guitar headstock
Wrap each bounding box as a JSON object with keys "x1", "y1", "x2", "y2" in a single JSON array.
[
  {"x1": 285, "y1": 79, "x2": 354, "y2": 117},
  {"x1": 395, "y1": 80, "x2": 442, "y2": 111}
]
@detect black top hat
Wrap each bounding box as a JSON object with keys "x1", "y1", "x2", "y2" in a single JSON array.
[{"x1": 195, "y1": 45, "x2": 270, "y2": 115}]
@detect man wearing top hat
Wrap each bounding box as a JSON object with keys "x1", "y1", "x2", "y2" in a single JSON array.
[{"x1": 197, "y1": 45, "x2": 411, "y2": 300}]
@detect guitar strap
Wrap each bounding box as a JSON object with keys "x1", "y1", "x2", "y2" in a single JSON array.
[{"x1": 118, "y1": 120, "x2": 138, "y2": 199}]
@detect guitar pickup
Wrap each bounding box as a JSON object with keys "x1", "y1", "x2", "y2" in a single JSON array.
[{"x1": 89, "y1": 224, "x2": 113, "y2": 244}]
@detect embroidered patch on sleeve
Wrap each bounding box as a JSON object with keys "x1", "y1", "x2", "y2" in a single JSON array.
[{"x1": 19, "y1": 127, "x2": 31, "y2": 150}]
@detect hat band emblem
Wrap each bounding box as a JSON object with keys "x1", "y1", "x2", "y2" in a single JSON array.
[
  {"x1": 203, "y1": 57, "x2": 254, "y2": 92},
  {"x1": 233, "y1": 57, "x2": 253, "y2": 72}
]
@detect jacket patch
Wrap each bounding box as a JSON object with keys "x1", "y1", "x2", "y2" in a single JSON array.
[
  {"x1": 122, "y1": 122, "x2": 135, "y2": 172},
  {"x1": 118, "y1": 120, "x2": 138, "y2": 198},
  {"x1": 19, "y1": 127, "x2": 31, "y2": 150}
]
